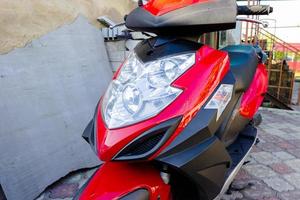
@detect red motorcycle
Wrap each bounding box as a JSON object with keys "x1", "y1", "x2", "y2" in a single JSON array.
[{"x1": 74, "y1": 0, "x2": 272, "y2": 199}]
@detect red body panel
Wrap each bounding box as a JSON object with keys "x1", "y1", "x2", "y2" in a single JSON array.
[
  {"x1": 82, "y1": 44, "x2": 266, "y2": 200},
  {"x1": 144, "y1": 0, "x2": 208, "y2": 16},
  {"x1": 240, "y1": 63, "x2": 268, "y2": 118},
  {"x1": 79, "y1": 162, "x2": 170, "y2": 200},
  {"x1": 96, "y1": 45, "x2": 230, "y2": 161}
]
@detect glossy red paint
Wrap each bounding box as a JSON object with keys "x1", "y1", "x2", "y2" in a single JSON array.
[
  {"x1": 96, "y1": 45, "x2": 230, "y2": 161},
  {"x1": 240, "y1": 63, "x2": 268, "y2": 119},
  {"x1": 79, "y1": 162, "x2": 171, "y2": 200},
  {"x1": 143, "y1": 0, "x2": 209, "y2": 16}
]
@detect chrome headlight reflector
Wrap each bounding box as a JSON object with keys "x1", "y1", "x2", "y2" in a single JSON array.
[{"x1": 102, "y1": 53, "x2": 195, "y2": 129}]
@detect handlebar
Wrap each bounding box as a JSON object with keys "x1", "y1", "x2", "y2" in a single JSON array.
[
  {"x1": 237, "y1": 5, "x2": 273, "y2": 15},
  {"x1": 236, "y1": 17, "x2": 269, "y2": 28}
]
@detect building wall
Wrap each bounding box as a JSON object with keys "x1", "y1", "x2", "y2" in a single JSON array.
[
  {"x1": 0, "y1": 16, "x2": 114, "y2": 200},
  {"x1": 0, "y1": 1, "x2": 137, "y2": 198},
  {"x1": 0, "y1": 0, "x2": 136, "y2": 54}
]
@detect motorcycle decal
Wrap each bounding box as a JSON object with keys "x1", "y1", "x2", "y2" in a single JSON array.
[{"x1": 204, "y1": 84, "x2": 234, "y2": 120}]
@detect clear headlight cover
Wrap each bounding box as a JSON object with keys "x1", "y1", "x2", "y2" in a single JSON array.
[{"x1": 102, "y1": 52, "x2": 195, "y2": 129}]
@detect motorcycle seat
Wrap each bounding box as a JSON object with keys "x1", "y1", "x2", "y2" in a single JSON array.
[{"x1": 222, "y1": 45, "x2": 258, "y2": 92}]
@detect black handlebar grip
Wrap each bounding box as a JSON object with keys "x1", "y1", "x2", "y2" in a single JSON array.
[{"x1": 237, "y1": 5, "x2": 273, "y2": 15}]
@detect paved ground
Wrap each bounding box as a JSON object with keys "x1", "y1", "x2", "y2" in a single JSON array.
[
  {"x1": 222, "y1": 108, "x2": 300, "y2": 200},
  {"x1": 35, "y1": 108, "x2": 300, "y2": 200},
  {"x1": 292, "y1": 81, "x2": 299, "y2": 105}
]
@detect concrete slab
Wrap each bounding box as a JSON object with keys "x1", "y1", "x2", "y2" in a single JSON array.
[{"x1": 0, "y1": 16, "x2": 112, "y2": 200}]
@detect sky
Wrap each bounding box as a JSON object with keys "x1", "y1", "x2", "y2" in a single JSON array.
[{"x1": 240, "y1": 0, "x2": 300, "y2": 43}]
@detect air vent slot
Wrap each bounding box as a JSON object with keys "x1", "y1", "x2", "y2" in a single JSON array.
[
  {"x1": 114, "y1": 116, "x2": 182, "y2": 161},
  {"x1": 118, "y1": 131, "x2": 166, "y2": 158}
]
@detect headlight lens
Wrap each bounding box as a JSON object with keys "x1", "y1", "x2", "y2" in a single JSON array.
[{"x1": 102, "y1": 52, "x2": 195, "y2": 129}]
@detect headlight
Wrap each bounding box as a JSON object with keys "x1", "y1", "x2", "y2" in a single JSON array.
[{"x1": 102, "y1": 52, "x2": 195, "y2": 129}]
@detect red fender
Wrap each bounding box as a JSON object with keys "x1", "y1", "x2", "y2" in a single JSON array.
[
  {"x1": 78, "y1": 162, "x2": 171, "y2": 200},
  {"x1": 240, "y1": 63, "x2": 268, "y2": 118}
]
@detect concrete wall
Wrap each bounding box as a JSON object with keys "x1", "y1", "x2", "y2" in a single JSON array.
[
  {"x1": 0, "y1": 1, "x2": 139, "y2": 199},
  {"x1": 0, "y1": 0, "x2": 136, "y2": 54},
  {"x1": 105, "y1": 36, "x2": 142, "y2": 72},
  {"x1": 0, "y1": 0, "x2": 152, "y2": 198},
  {"x1": 106, "y1": 41, "x2": 128, "y2": 72},
  {"x1": 0, "y1": 16, "x2": 113, "y2": 200}
]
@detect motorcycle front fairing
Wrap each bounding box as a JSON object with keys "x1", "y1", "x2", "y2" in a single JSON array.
[
  {"x1": 96, "y1": 38, "x2": 232, "y2": 162},
  {"x1": 76, "y1": 37, "x2": 234, "y2": 199},
  {"x1": 76, "y1": 1, "x2": 268, "y2": 198},
  {"x1": 76, "y1": 36, "x2": 267, "y2": 200}
]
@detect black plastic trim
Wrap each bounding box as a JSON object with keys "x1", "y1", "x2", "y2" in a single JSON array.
[
  {"x1": 134, "y1": 37, "x2": 202, "y2": 63},
  {"x1": 158, "y1": 72, "x2": 238, "y2": 157},
  {"x1": 160, "y1": 136, "x2": 231, "y2": 200},
  {"x1": 114, "y1": 116, "x2": 182, "y2": 161},
  {"x1": 82, "y1": 120, "x2": 94, "y2": 145},
  {"x1": 155, "y1": 72, "x2": 243, "y2": 199},
  {"x1": 0, "y1": 184, "x2": 7, "y2": 200},
  {"x1": 226, "y1": 125, "x2": 257, "y2": 178},
  {"x1": 82, "y1": 101, "x2": 100, "y2": 154}
]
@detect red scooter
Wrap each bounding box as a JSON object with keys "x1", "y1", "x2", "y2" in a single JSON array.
[{"x1": 74, "y1": 0, "x2": 272, "y2": 199}]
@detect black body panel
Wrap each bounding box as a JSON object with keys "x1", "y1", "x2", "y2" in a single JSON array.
[
  {"x1": 161, "y1": 136, "x2": 231, "y2": 200},
  {"x1": 226, "y1": 125, "x2": 257, "y2": 178},
  {"x1": 82, "y1": 119, "x2": 94, "y2": 146},
  {"x1": 135, "y1": 37, "x2": 202, "y2": 63},
  {"x1": 82, "y1": 102, "x2": 100, "y2": 153},
  {"x1": 216, "y1": 97, "x2": 250, "y2": 146},
  {"x1": 156, "y1": 72, "x2": 241, "y2": 199},
  {"x1": 158, "y1": 72, "x2": 238, "y2": 158},
  {"x1": 0, "y1": 184, "x2": 7, "y2": 200},
  {"x1": 221, "y1": 45, "x2": 258, "y2": 92},
  {"x1": 126, "y1": 0, "x2": 237, "y2": 35}
]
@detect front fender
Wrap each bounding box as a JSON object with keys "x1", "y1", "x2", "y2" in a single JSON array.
[{"x1": 74, "y1": 162, "x2": 171, "y2": 200}]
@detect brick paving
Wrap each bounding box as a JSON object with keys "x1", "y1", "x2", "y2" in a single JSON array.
[{"x1": 35, "y1": 108, "x2": 300, "y2": 200}]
